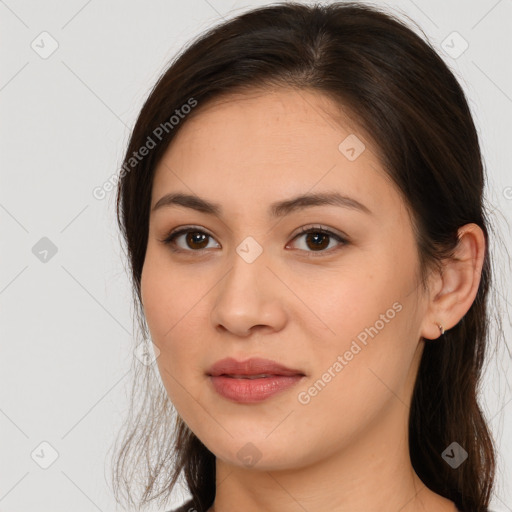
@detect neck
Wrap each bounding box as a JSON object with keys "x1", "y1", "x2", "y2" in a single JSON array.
[{"x1": 208, "y1": 398, "x2": 456, "y2": 512}]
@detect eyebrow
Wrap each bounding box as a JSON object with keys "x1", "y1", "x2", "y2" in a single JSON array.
[{"x1": 151, "y1": 191, "x2": 372, "y2": 217}]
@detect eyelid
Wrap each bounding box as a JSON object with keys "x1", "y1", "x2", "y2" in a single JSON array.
[
  {"x1": 159, "y1": 225, "x2": 219, "y2": 249},
  {"x1": 291, "y1": 224, "x2": 347, "y2": 242},
  {"x1": 286, "y1": 224, "x2": 348, "y2": 257}
]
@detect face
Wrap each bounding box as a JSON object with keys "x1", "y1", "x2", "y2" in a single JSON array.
[{"x1": 141, "y1": 87, "x2": 428, "y2": 471}]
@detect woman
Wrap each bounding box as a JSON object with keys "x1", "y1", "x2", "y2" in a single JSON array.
[{"x1": 110, "y1": 2, "x2": 501, "y2": 511}]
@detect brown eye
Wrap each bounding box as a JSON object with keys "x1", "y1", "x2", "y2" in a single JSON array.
[
  {"x1": 184, "y1": 231, "x2": 209, "y2": 249},
  {"x1": 304, "y1": 232, "x2": 330, "y2": 251},
  {"x1": 287, "y1": 226, "x2": 348, "y2": 256},
  {"x1": 161, "y1": 224, "x2": 348, "y2": 257},
  {"x1": 162, "y1": 227, "x2": 220, "y2": 252}
]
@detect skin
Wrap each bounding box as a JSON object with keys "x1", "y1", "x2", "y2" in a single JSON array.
[{"x1": 140, "y1": 87, "x2": 485, "y2": 512}]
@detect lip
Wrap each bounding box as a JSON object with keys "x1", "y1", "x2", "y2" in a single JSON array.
[
  {"x1": 207, "y1": 357, "x2": 305, "y2": 377},
  {"x1": 207, "y1": 357, "x2": 306, "y2": 404},
  {"x1": 209, "y1": 375, "x2": 305, "y2": 403}
]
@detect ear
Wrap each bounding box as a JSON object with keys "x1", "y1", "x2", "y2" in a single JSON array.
[{"x1": 420, "y1": 223, "x2": 486, "y2": 340}]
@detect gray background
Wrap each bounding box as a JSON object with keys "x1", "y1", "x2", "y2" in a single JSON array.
[{"x1": 1, "y1": 0, "x2": 511, "y2": 511}]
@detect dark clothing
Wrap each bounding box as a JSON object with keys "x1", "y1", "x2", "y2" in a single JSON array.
[
  {"x1": 168, "y1": 497, "x2": 494, "y2": 511},
  {"x1": 168, "y1": 498, "x2": 198, "y2": 512}
]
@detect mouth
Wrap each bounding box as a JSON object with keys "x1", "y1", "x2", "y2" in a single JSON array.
[
  {"x1": 207, "y1": 356, "x2": 306, "y2": 378},
  {"x1": 207, "y1": 357, "x2": 306, "y2": 403},
  {"x1": 219, "y1": 374, "x2": 288, "y2": 379}
]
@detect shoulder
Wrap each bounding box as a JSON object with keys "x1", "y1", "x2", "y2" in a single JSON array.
[{"x1": 167, "y1": 498, "x2": 199, "y2": 512}]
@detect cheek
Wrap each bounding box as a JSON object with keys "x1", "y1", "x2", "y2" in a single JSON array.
[
  {"x1": 294, "y1": 300, "x2": 414, "y2": 444},
  {"x1": 140, "y1": 246, "x2": 209, "y2": 385},
  {"x1": 141, "y1": 268, "x2": 204, "y2": 419},
  {"x1": 141, "y1": 244, "x2": 195, "y2": 341},
  {"x1": 292, "y1": 260, "x2": 396, "y2": 351},
  {"x1": 294, "y1": 256, "x2": 416, "y2": 400}
]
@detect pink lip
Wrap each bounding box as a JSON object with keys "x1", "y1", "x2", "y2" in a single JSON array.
[
  {"x1": 207, "y1": 357, "x2": 306, "y2": 403},
  {"x1": 209, "y1": 374, "x2": 305, "y2": 403},
  {"x1": 207, "y1": 357, "x2": 305, "y2": 377}
]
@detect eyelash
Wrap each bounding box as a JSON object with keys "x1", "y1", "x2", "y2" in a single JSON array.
[{"x1": 160, "y1": 224, "x2": 348, "y2": 258}]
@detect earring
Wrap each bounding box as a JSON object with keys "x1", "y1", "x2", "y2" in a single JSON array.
[{"x1": 437, "y1": 323, "x2": 445, "y2": 336}]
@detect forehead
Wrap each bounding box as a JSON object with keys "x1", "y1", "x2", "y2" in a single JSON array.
[
  {"x1": 151, "y1": 87, "x2": 402, "y2": 219},
  {"x1": 160, "y1": 87, "x2": 367, "y2": 163}
]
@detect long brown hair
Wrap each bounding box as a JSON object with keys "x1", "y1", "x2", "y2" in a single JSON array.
[{"x1": 111, "y1": 2, "x2": 504, "y2": 511}]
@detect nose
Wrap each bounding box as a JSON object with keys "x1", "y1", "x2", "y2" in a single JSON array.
[{"x1": 210, "y1": 247, "x2": 287, "y2": 338}]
